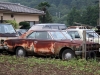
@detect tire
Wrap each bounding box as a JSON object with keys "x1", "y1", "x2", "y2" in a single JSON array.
[
  {"x1": 16, "y1": 47, "x2": 26, "y2": 57},
  {"x1": 61, "y1": 49, "x2": 75, "y2": 60},
  {"x1": 86, "y1": 51, "x2": 96, "y2": 60}
]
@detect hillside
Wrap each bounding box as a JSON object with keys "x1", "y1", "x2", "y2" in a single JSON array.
[{"x1": 0, "y1": 0, "x2": 98, "y2": 25}]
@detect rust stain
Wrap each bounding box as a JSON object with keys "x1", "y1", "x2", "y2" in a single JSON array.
[{"x1": 3, "y1": 29, "x2": 99, "y2": 56}]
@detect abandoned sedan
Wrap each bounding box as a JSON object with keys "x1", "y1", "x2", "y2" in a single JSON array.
[{"x1": 2, "y1": 30, "x2": 99, "y2": 60}]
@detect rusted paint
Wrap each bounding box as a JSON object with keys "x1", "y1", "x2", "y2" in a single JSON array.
[
  {"x1": 20, "y1": 30, "x2": 33, "y2": 39},
  {"x1": 3, "y1": 29, "x2": 100, "y2": 57}
]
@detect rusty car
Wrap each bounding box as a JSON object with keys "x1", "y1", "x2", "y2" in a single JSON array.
[
  {"x1": 0, "y1": 23, "x2": 19, "y2": 51},
  {"x1": 2, "y1": 30, "x2": 100, "y2": 60}
]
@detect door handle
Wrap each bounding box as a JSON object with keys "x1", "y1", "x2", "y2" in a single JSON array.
[{"x1": 34, "y1": 41, "x2": 37, "y2": 44}]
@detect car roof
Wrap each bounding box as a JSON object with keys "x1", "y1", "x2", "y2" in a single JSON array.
[
  {"x1": 66, "y1": 29, "x2": 92, "y2": 31},
  {"x1": 67, "y1": 25, "x2": 93, "y2": 29},
  {"x1": 29, "y1": 23, "x2": 67, "y2": 30},
  {"x1": 35, "y1": 23, "x2": 66, "y2": 26},
  {"x1": 30, "y1": 29, "x2": 62, "y2": 32}
]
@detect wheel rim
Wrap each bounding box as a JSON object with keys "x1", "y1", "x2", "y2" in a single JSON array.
[
  {"x1": 64, "y1": 53, "x2": 72, "y2": 60},
  {"x1": 17, "y1": 49, "x2": 24, "y2": 56}
]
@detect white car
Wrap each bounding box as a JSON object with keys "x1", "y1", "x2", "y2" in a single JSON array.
[
  {"x1": 66, "y1": 29, "x2": 100, "y2": 44},
  {"x1": 29, "y1": 23, "x2": 67, "y2": 30}
]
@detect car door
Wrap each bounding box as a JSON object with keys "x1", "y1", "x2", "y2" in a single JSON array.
[{"x1": 27, "y1": 31, "x2": 54, "y2": 55}]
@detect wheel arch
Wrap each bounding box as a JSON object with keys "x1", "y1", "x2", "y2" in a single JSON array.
[
  {"x1": 14, "y1": 46, "x2": 24, "y2": 53},
  {"x1": 59, "y1": 47, "x2": 74, "y2": 59}
]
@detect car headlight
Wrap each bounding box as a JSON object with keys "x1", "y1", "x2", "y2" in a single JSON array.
[{"x1": 1, "y1": 39, "x2": 4, "y2": 44}]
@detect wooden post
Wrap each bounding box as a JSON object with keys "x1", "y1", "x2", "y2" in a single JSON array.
[{"x1": 82, "y1": 30, "x2": 86, "y2": 59}]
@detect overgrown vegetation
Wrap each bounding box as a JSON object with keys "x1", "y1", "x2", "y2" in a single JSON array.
[
  {"x1": 38, "y1": 2, "x2": 53, "y2": 23},
  {"x1": 5, "y1": 20, "x2": 19, "y2": 29},
  {"x1": 67, "y1": 5, "x2": 99, "y2": 26},
  {"x1": 19, "y1": 21, "x2": 30, "y2": 29},
  {"x1": 7, "y1": 0, "x2": 98, "y2": 26},
  {"x1": 0, "y1": 55, "x2": 100, "y2": 75}
]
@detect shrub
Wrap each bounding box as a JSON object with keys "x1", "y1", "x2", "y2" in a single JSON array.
[{"x1": 19, "y1": 21, "x2": 30, "y2": 29}]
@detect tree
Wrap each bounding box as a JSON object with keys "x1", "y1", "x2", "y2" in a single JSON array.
[
  {"x1": 5, "y1": 20, "x2": 19, "y2": 29},
  {"x1": 81, "y1": 5, "x2": 99, "y2": 26},
  {"x1": 38, "y1": 1, "x2": 52, "y2": 23},
  {"x1": 67, "y1": 7, "x2": 81, "y2": 25}
]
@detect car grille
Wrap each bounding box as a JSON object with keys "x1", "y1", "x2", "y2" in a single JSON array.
[{"x1": 86, "y1": 43, "x2": 99, "y2": 51}]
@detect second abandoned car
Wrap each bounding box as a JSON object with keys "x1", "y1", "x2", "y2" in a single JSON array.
[
  {"x1": 0, "y1": 23, "x2": 18, "y2": 50},
  {"x1": 2, "y1": 30, "x2": 100, "y2": 60}
]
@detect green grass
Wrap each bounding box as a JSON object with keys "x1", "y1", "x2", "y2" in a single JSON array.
[{"x1": 0, "y1": 55, "x2": 100, "y2": 75}]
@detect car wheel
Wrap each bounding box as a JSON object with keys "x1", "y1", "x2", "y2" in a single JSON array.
[
  {"x1": 16, "y1": 47, "x2": 26, "y2": 57},
  {"x1": 86, "y1": 51, "x2": 96, "y2": 60},
  {"x1": 61, "y1": 49, "x2": 75, "y2": 60}
]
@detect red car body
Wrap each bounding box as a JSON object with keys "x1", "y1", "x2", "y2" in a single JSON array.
[{"x1": 2, "y1": 30, "x2": 99, "y2": 60}]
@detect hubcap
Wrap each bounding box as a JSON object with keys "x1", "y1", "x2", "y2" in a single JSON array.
[
  {"x1": 64, "y1": 53, "x2": 72, "y2": 60},
  {"x1": 18, "y1": 49, "x2": 24, "y2": 56}
]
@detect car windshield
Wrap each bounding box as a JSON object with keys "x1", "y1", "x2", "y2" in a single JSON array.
[
  {"x1": 0, "y1": 24, "x2": 16, "y2": 33},
  {"x1": 50, "y1": 31, "x2": 66, "y2": 40},
  {"x1": 86, "y1": 30, "x2": 99, "y2": 38},
  {"x1": 61, "y1": 31, "x2": 73, "y2": 40}
]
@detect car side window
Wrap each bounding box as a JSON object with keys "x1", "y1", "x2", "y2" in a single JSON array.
[
  {"x1": 51, "y1": 26, "x2": 58, "y2": 29},
  {"x1": 67, "y1": 31, "x2": 80, "y2": 39},
  {"x1": 43, "y1": 25, "x2": 51, "y2": 29},
  {"x1": 35, "y1": 31, "x2": 52, "y2": 40},
  {"x1": 27, "y1": 32, "x2": 36, "y2": 39}
]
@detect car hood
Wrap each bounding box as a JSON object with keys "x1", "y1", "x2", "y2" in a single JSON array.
[
  {"x1": 0, "y1": 33, "x2": 18, "y2": 37},
  {"x1": 0, "y1": 33, "x2": 19, "y2": 40}
]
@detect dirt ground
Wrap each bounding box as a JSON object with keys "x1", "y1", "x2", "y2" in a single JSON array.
[
  {"x1": 0, "y1": 62, "x2": 99, "y2": 75},
  {"x1": 0, "y1": 52, "x2": 100, "y2": 75}
]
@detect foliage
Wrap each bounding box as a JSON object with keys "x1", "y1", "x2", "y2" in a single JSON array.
[
  {"x1": 38, "y1": 2, "x2": 53, "y2": 23},
  {"x1": 67, "y1": 7, "x2": 81, "y2": 25},
  {"x1": 67, "y1": 4, "x2": 99, "y2": 26},
  {"x1": 5, "y1": 20, "x2": 19, "y2": 29},
  {"x1": 19, "y1": 21, "x2": 30, "y2": 29},
  {"x1": 81, "y1": 5, "x2": 99, "y2": 26},
  {"x1": 0, "y1": 55, "x2": 100, "y2": 75},
  {"x1": 38, "y1": 1, "x2": 50, "y2": 11},
  {"x1": 7, "y1": 0, "x2": 98, "y2": 26}
]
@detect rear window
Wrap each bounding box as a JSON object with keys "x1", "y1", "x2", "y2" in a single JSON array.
[
  {"x1": 59, "y1": 25, "x2": 67, "y2": 30},
  {"x1": 51, "y1": 26, "x2": 58, "y2": 29}
]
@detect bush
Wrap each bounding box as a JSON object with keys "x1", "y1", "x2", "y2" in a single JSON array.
[
  {"x1": 19, "y1": 21, "x2": 30, "y2": 29},
  {"x1": 5, "y1": 20, "x2": 19, "y2": 29}
]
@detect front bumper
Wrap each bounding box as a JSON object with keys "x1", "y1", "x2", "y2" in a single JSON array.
[{"x1": 0, "y1": 45, "x2": 8, "y2": 50}]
